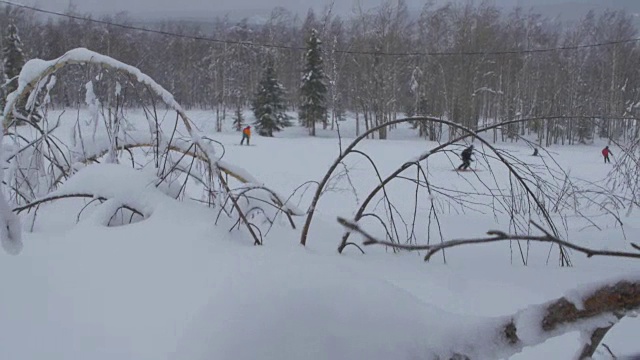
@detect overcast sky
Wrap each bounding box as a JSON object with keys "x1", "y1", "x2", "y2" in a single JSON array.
[{"x1": 25, "y1": 0, "x2": 632, "y2": 20}]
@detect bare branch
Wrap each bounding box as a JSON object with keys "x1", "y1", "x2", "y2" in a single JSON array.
[
  {"x1": 601, "y1": 343, "x2": 617, "y2": 359},
  {"x1": 338, "y1": 217, "x2": 640, "y2": 261},
  {"x1": 340, "y1": 242, "x2": 366, "y2": 254},
  {"x1": 332, "y1": 116, "x2": 607, "y2": 259},
  {"x1": 14, "y1": 193, "x2": 144, "y2": 218}
]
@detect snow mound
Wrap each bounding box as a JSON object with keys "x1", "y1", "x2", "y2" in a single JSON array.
[
  {"x1": 47, "y1": 164, "x2": 174, "y2": 218},
  {"x1": 169, "y1": 253, "x2": 509, "y2": 360}
]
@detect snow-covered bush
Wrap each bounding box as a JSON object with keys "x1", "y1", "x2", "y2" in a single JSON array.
[{"x1": 0, "y1": 48, "x2": 298, "y2": 252}]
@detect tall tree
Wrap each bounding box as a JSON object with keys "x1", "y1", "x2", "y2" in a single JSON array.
[
  {"x1": 299, "y1": 28, "x2": 327, "y2": 136},
  {"x1": 2, "y1": 23, "x2": 41, "y2": 125},
  {"x1": 2, "y1": 23, "x2": 24, "y2": 106},
  {"x1": 252, "y1": 57, "x2": 290, "y2": 136}
]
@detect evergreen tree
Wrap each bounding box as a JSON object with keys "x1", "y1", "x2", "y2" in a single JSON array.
[
  {"x1": 299, "y1": 28, "x2": 327, "y2": 137},
  {"x1": 2, "y1": 24, "x2": 41, "y2": 125},
  {"x1": 3, "y1": 24, "x2": 23, "y2": 90},
  {"x1": 2, "y1": 24, "x2": 24, "y2": 111},
  {"x1": 252, "y1": 58, "x2": 290, "y2": 137}
]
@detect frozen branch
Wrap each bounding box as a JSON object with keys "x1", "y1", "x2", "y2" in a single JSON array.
[
  {"x1": 338, "y1": 218, "x2": 640, "y2": 261},
  {"x1": 13, "y1": 193, "x2": 144, "y2": 218}
]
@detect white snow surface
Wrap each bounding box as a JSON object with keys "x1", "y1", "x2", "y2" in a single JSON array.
[
  {"x1": 0, "y1": 109, "x2": 638, "y2": 360},
  {"x1": 46, "y1": 164, "x2": 174, "y2": 217}
]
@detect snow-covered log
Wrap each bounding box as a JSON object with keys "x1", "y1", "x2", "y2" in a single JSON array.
[{"x1": 483, "y1": 278, "x2": 640, "y2": 360}]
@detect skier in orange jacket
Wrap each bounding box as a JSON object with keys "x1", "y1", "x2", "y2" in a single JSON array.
[{"x1": 241, "y1": 126, "x2": 251, "y2": 146}]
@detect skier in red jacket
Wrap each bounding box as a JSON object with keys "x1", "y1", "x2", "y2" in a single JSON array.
[{"x1": 602, "y1": 146, "x2": 612, "y2": 163}]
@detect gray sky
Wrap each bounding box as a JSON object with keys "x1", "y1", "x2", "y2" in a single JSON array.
[{"x1": 25, "y1": 0, "x2": 636, "y2": 20}]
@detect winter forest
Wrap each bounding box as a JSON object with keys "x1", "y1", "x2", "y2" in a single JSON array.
[
  {"x1": 0, "y1": 0, "x2": 639, "y2": 359},
  {"x1": 1, "y1": 1, "x2": 640, "y2": 142}
]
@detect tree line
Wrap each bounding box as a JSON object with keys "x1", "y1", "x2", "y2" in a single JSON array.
[{"x1": 0, "y1": 1, "x2": 638, "y2": 143}]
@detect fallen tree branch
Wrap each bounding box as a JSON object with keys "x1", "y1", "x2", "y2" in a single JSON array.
[
  {"x1": 575, "y1": 316, "x2": 622, "y2": 359},
  {"x1": 499, "y1": 280, "x2": 639, "y2": 360},
  {"x1": 337, "y1": 218, "x2": 640, "y2": 262},
  {"x1": 13, "y1": 193, "x2": 144, "y2": 218},
  {"x1": 412, "y1": 277, "x2": 640, "y2": 359},
  {"x1": 214, "y1": 170, "x2": 262, "y2": 246},
  {"x1": 340, "y1": 242, "x2": 365, "y2": 255},
  {"x1": 77, "y1": 142, "x2": 251, "y2": 184}
]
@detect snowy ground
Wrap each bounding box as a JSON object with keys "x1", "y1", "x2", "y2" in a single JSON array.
[{"x1": 0, "y1": 108, "x2": 638, "y2": 360}]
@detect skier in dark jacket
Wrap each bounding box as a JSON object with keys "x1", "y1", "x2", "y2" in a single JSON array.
[
  {"x1": 602, "y1": 146, "x2": 612, "y2": 163},
  {"x1": 458, "y1": 145, "x2": 474, "y2": 171}
]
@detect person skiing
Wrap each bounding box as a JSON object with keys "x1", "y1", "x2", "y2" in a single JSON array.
[
  {"x1": 240, "y1": 125, "x2": 251, "y2": 146},
  {"x1": 457, "y1": 144, "x2": 474, "y2": 171},
  {"x1": 602, "y1": 145, "x2": 612, "y2": 163}
]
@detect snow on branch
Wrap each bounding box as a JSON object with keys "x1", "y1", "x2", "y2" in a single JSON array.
[
  {"x1": 69, "y1": 132, "x2": 255, "y2": 184},
  {"x1": 496, "y1": 279, "x2": 639, "y2": 360},
  {"x1": 0, "y1": 47, "x2": 300, "y2": 253},
  {"x1": 414, "y1": 276, "x2": 638, "y2": 359},
  {"x1": 67, "y1": 135, "x2": 302, "y2": 217},
  {"x1": 338, "y1": 218, "x2": 640, "y2": 261},
  {"x1": 13, "y1": 193, "x2": 144, "y2": 218},
  {"x1": 3, "y1": 48, "x2": 184, "y2": 123},
  {"x1": 15, "y1": 164, "x2": 168, "y2": 219},
  {"x1": 336, "y1": 218, "x2": 640, "y2": 358}
]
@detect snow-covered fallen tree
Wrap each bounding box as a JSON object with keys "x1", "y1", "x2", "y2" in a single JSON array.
[
  {"x1": 434, "y1": 277, "x2": 640, "y2": 359},
  {"x1": 331, "y1": 216, "x2": 640, "y2": 358}
]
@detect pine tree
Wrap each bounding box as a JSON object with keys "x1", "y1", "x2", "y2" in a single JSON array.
[
  {"x1": 252, "y1": 58, "x2": 290, "y2": 137},
  {"x1": 2, "y1": 24, "x2": 41, "y2": 125},
  {"x1": 2, "y1": 24, "x2": 24, "y2": 111},
  {"x1": 3, "y1": 24, "x2": 23, "y2": 90},
  {"x1": 299, "y1": 28, "x2": 327, "y2": 137}
]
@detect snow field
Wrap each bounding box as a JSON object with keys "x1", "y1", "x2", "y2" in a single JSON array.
[{"x1": 0, "y1": 108, "x2": 638, "y2": 359}]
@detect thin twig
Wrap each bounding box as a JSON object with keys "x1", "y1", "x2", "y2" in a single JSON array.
[{"x1": 601, "y1": 343, "x2": 617, "y2": 359}]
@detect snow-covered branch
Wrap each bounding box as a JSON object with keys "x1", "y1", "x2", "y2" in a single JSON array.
[
  {"x1": 492, "y1": 279, "x2": 639, "y2": 360},
  {"x1": 0, "y1": 48, "x2": 302, "y2": 253},
  {"x1": 3, "y1": 48, "x2": 185, "y2": 126},
  {"x1": 13, "y1": 193, "x2": 144, "y2": 219}
]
